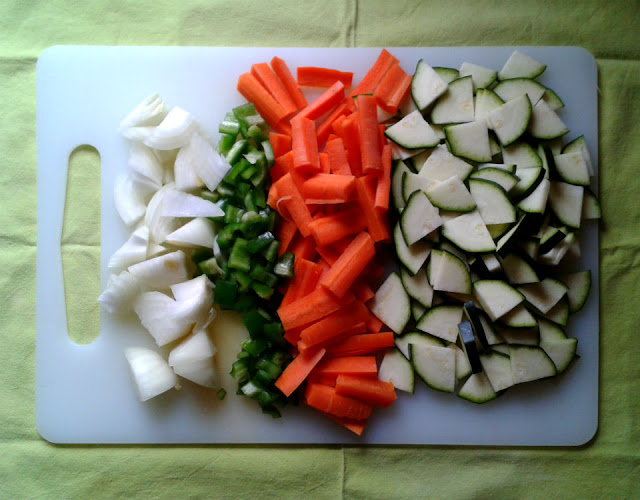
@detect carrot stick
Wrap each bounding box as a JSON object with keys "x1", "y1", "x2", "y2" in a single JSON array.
[
  {"x1": 333, "y1": 113, "x2": 362, "y2": 177},
  {"x1": 302, "y1": 173, "x2": 356, "y2": 204},
  {"x1": 325, "y1": 332, "x2": 395, "y2": 357},
  {"x1": 374, "y1": 144, "x2": 392, "y2": 210},
  {"x1": 377, "y1": 124, "x2": 387, "y2": 155},
  {"x1": 284, "y1": 326, "x2": 303, "y2": 346},
  {"x1": 299, "y1": 300, "x2": 371, "y2": 348},
  {"x1": 269, "y1": 152, "x2": 290, "y2": 183},
  {"x1": 357, "y1": 95, "x2": 382, "y2": 175},
  {"x1": 270, "y1": 56, "x2": 308, "y2": 109},
  {"x1": 291, "y1": 235, "x2": 317, "y2": 262},
  {"x1": 305, "y1": 383, "x2": 373, "y2": 420},
  {"x1": 366, "y1": 312, "x2": 384, "y2": 333},
  {"x1": 349, "y1": 49, "x2": 399, "y2": 99},
  {"x1": 323, "y1": 413, "x2": 367, "y2": 435},
  {"x1": 275, "y1": 217, "x2": 298, "y2": 256},
  {"x1": 324, "y1": 137, "x2": 352, "y2": 175},
  {"x1": 291, "y1": 116, "x2": 321, "y2": 173},
  {"x1": 316, "y1": 100, "x2": 350, "y2": 147},
  {"x1": 374, "y1": 62, "x2": 412, "y2": 114},
  {"x1": 237, "y1": 72, "x2": 288, "y2": 128},
  {"x1": 308, "y1": 206, "x2": 367, "y2": 247},
  {"x1": 297, "y1": 320, "x2": 367, "y2": 353},
  {"x1": 319, "y1": 152, "x2": 331, "y2": 174},
  {"x1": 354, "y1": 176, "x2": 390, "y2": 242},
  {"x1": 269, "y1": 131, "x2": 292, "y2": 158},
  {"x1": 272, "y1": 173, "x2": 313, "y2": 237},
  {"x1": 277, "y1": 286, "x2": 353, "y2": 330},
  {"x1": 297, "y1": 80, "x2": 346, "y2": 121},
  {"x1": 280, "y1": 257, "x2": 323, "y2": 307},
  {"x1": 275, "y1": 346, "x2": 326, "y2": 397},
  {"x1": 312, "y1": 356, "x2": 378, "y2": 378},
  {"x1": 352, "y1": 278, "x2": 375, "y2": 303},
  {"x1": 298, "y1": 67, "x2": 354, "y2": 89},
  {"x1": 251, "y1": 62, "x2": 298, "y2": 117},
  {"x1": 335, "y1": 374, "x2": 396, "y2": 407},
  {"x1": 319, "y1": 231, "x2": 376, "y2": 298}
]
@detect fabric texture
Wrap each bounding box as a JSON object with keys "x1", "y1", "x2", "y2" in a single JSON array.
[{"x1": 2, "y1": 0, "x2": 639, "y2": 498}]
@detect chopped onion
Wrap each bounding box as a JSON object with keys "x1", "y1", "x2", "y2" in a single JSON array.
[
  {"x1": 169, "y1": 327, "x2": 217, "y2": 364},
  {"x1": 144, "y1": 183, "x2": 181, "y2": 243},
  {"x1": 108, "y1": 225, "x2": 150, "y2": 271},
  {"x1": 121, "y1": 126, "x2": 156, "y2": 142},
  {"x1": 146, "y1": 242, "x2": 169, "y2": 259},
  {"x1": 170, "y1": 357, "x2": 218, "y2": 389},
  {"x1": 113, "y1": 174, "x2": 150, "y2": 226},
  {"x1": 165, "y1": 217, "x2": 216, "y2": 248},
  {"x1": 174, "y1": 149, "x2": 204, "y2": 191},
  {"x1": 98, "y1": 270, "x2": 143, "y2": 314},
  {"x1": 160, "y1": 190, "x2": 225, "y2": 218},
  {"x1": 124, "y1": 346, "x2": 177, "y2": 401},
  {"x1": 119, "y1": 94, "x2": 167, "y2": 132},
  {"x1": 127, "y1": 250, "x2": 189, "y2": 289},
  {"x1": 143, "y1": 106, "x2": 196, "y2": 150},
  {"x1": 175, "y1": 132, "x2": 231, "y2": 192},
  {"x1": 127, "y1": 143, "x2": 164, "y2": 191},
  {"x1": 152, "y1": 148, "x2": 179, "y2": 185}
]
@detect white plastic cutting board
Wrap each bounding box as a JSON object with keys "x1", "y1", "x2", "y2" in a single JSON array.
[{"x1": 36, "y1": 46, "x2": 599, "y2": 445}]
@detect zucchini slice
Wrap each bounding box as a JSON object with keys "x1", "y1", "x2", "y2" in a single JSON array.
[
  {"x1": 411, "y1": 59, "x2": 449, "y2": 112},
  {"x1": 416, "y1": 304, "x2": 464, "y2": 343},
  {"x1": 528, "y1": 99, "x2": 569, "y2": 140},
  {"x1": 562, "y1": 134, "x2": 595, "y2": 177},
  {"x1": 469, "y1": 178, "x2": 517, "y2": 225},
  {"x1": 445, "y1": 120, "x2": 492, "y2": 162},
  {"x1": 378, "y1": 348, "x2": 415, "y2": 393},
  {"x1": 501, "y1": 141, "x2": 543, "y2": 170},
  {"x1": 499, "y1": 252, "x2": 540, "y2": 285},
  {"x1": 487, "y1": 94, "x2": 532, "y2": 146},
  {"x1": 448, "y1": 342, "x2": 473, "y2": 380},
  {"x1": 498, "y1": 50, "x2": 547, "y2": 80},
  {"x1": 400, "y1": 190, "x2": 443, "y2": 246},
  {"x1": 391, "y1": 160, "x2": 413, "y2": 211},
  {"x1": 518, "y1": 277, "x2": 569, "y2": 314},
  {"x1": 480, "y1": 350, "x2": 515, "y2": 392},
  {"x1": 369, "y1": 272, "x2": 410, "y2": 334},
  {"x1": 410, "y1": 344, "x2": 456, "y2": 393},
  {"x1": 498, "y1": 304, "x2": 538, "y2": 328},
  {"x1": 395, "y1": 331, "x2": 444, "y2": 358},
  {"x1": 558, "y1": 270, "x2": 592, "y2": 313},
  {"x1": 553, "y1": 152, "x2": 590, "y2": 186},
  {"x1": 540, "y1": 338, "x2": 578, "y2": 374},
  {"x1": 459, "y1": 61, "x2": 498, "y2": 91},
  {"x1": 475, "y1": 88, "x2": 505, "y2": 122},
  {"x1": 401, "y1": 267, "x2": 434, "y2": 307},
  {"x1": 470, "y1": 167, "x2": 519, "y2": 193},
  {"x1": 393, "y1": 222, "x2": 432, "y2": 275},
  {"x1": 425, "y1": 176, "x2": 477, "y2": 212},
  {"x1": 493, "y1": 78, "x2": 547, "y2": 105},
  {"x1": 509, "y1": 345, "x2": 557, "y2": 384},
  {"x1": 385, "y1": 110, "x2": 440, "y2": 149},
  {"x1": 431, "y1": 76, "x2": 475, "y2": 124},
  {"x1": 419, "y1": 144, "x2": 474, "y2": 181},
  {"x1": 430, "y1": 249, "x2": 472, "y2": 294},
  {"x1": 441, "y1": 210, "x2": 496, "y2": 253},
  {"x1": 458, "y1": 371, "x2": 497, "y2": 403},
  {"x1": 433, "y1": 66, "x2": 460, "y2": 84},
  {"x1": 548, "y1": 181, "x2": 584, "y2": 229},
  {"x1": 473, "y1": 279, "x2": 525, "y2": 321}
]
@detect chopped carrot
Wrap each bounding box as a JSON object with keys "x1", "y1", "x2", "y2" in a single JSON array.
[
  {"x1": 299, "y1": 300, "x2": 370, "y2": 348},
  {"x1": 325, "y1": 332, "x2": 395, "y2": 357},
  {"x1": 377, "y1": 124, "x2": 387, "y2": 154},
  {"x1": 272, "y1": 173, "x2": 313, "y2": 237},
  {"x1": 270, "y1": 56, "x2": 308, "y2": 109},
  {"x1": 366, "y1": 312, "x2": 384, "y2": 333},
  {"x1": 291, "y1": 116, "x2": 321, "y2": 173},
  {"x1": 275, "y1": 346, "x2": 326, "y2": 397},
  {"x1": 308, "y1": 205, "x2": 367, "y2": 247},
  {"x1": 298, "y1": 67, "x2": 354, "y2": 89},
  {"x1": 237, "y1": 72, "x2": 288, "y2": 129},
  {"x1": 305, "y1": 383, "x2": 373, "y2": 420},
  {"x1": 298, "y1": 320, "x2": 367, "y2": 353},
  {"x1": 291, "y1": 235, "x2": 317, "y2": 262},
  {"x1": 269, "y1": 131, "x2": 292, "y2": 158},
  {"x1": 297, "y1": 80, "x2": 346, "y2": 121},
  {"x1": 316, "y1": 100, "x2": 350, "y2": 147},
  {"x1": 307, "y1": 373, "x2": 338, "y2": 387},
  {"x1": 335, "y1": 374, "x2": 396, "y2": 407},
  {"x1": 357, "y1": 95, "x2": 382, "y2": 175},
  {"x1": 354, "y1": 176, "x2": 390, "y2": 242},
  {"x1": 323, "y1": 413, "x2": 367, "y2": 435},
  {"x1": 280, "y1": 257, "x2": 324, "y2": 307},
  {"x1": 374, "y1": 63, "x2": 412, "y2": 114},
  {"x1": 333, "y1": 113, "x2": 362, "y2": 177},
  {"x1": 284, "y1": 326, "x2": 303, "y2": 346},
  {"x1": 352, "y1": 278, "x2": 375, "y2": 303},
  {"x1": 302, "y1": 173, "x2": 356, "y2": 204},
  {"x1": 270, "y1": 153, "x2": 290, "y2": 183},
  {"x1": 251, "y1": 62, "x2": 298, "y2": 117},
  {"x1": 276, "y1": 217, "x2": 298, "y2": 255},
  {"x1": 277, "y1": 286, "x2": 353, "y2": 331},
  {"x1": 319, "y1": 152, "x2": 331, "y2": 174},
  {"x1": 324, "y1": 137, "x2": 352, "y2": 175},
  {"x1": 349, "y1": 49, "x2": 399, "y2": 99},
  {"x1": 374, "y1": 144, "x2": 392, "y2": 210},
  {"x1": 312, "y1": 356, "x2": 378, "y2": 378}
]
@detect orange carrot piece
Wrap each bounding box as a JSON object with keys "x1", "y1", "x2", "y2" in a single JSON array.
[
  {"x1": 377, "y1": 124, "x2": 387, "y2": 155},
  {"x1": 315, "y1": 242, "x2": 341, "y2": 266},
  {"x1": 297, "y1": 80, "x2": 346, "y2": 121},
  {"x1": 335, "y1": 374, "x2": 397, "y2": 407},
  {"x1": 325, "y1": 137, "x2": 352, "y2": 175},
  {"x1": 299, "y1": 300, "x2": 371, "y2": 348},
  {"x1": 270, "y1": 56, "x2": 308, "y2": 109},
  {"x1": 302, "y1": 173, "x2": 356, "y2": 204},
  {"x1": 374, "y1": 62, "x2": 412, "y2": 114},
  {"x1": 325, "y1": 332, "x2": 395, "y2": 357},
  {"x1": 291, "y1": 116, "x2": 321, "y2": 173},
  {"x1": 284, "y1": 326, "x2": 303, "y2": 346},
  {"x1": 366, "y1": 312, "x2": 384, "y2": 333},
  {"x1": 357, "y1": 95, "x2": 382, "y2": 175},
  {"x1": 352, "y1": 278, "x2": 375, "y2": 303},
  {"x1": 316, "y1": 100, "x2": 350, "y2": 147},
  {"x1": 277, "y1": 286, "x2": 352, "y2": 331},
  {"x1": 354, "y1": 176, "x2": 390, "y2": 242},
  {"x1": 275, "y1": 217, "x2": 298, "y2": 255},
  {"x1": 267, "y1": 182, "x2": 280, "y2": 209},
  {"x1": 270, "y1": 153, "x2": 290, "y2": 183},
  {"x1": 307, "y1": 373, "x2": 338, "y2": 387},
  {"x1": 319, "y1": 152, "x2": 331, "y2": 174},
  {"x1": 308, "y1": 206, "x2": 367, "y2": 247},
  {"x1": 269, "y1": 131, "x2": 292, "y2": 158},
  {"x1": 333, "y1": 113, "x2": 362, "y2": 177},
  {"x1": 349, "y1": 49, "x2": 399, "y2": 99},
  {"x1": 297, "y1": 67, "x2": 354, "y2": 89},
  {"x1": 273, "y1": 173, "x2": 313, "y2": 237},
  {"x1": 298, "y1": 320, "x2": 367, "y2": 353},
  {"x1": 312, "y1": 356, "x2": 378, "y2": 378},
  {"x1": 319, "y1": 231, "x2": 376, "y2": 298},
  {"x1": 251, "y1": 62, "x2": 298, "y2": 117},
  {"x1": 291, "y1": 235, "x2": 317, "y2": 262},
  {"x1": 323, "y1": 412, "x2": 367, "y2": 435},
  {"x1": 237, "y1": 72, "x2": 288, "y2": 128},
  {"x1": 280, "y1": 257, "x2": 323, "y2": 307},
  {"x1": 374, "y1": 144, "x2": 392, "y2": 210},
  {"x1": 305, "y1": 383, "x2": 373, "y2": 420},
  {"x1": 275, "y1": 346, "x2": 326, "y2": 397}
]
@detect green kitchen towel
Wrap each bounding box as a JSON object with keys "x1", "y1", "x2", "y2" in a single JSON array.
[{"x1": 2, "y1": 1, "x2": 638, "y2": 498}]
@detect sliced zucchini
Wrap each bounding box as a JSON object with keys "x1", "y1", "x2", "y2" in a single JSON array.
[
  {"x1": 495, "y1": 214, "x2": 537, "y2": 257},
  {"x1": 538, "y1": 232, "x2": 576, "y2": 266},
  {"x1": 478, "y1": 163, "x2": 517, "y2": 174},
  {"x1": 540, "y1": 338, "x2": 578, "y2": 374},
  {"x1": 542, "y1": 297, "x2": 569, "y2": 327},
  {"x1": 459, "y1": 61, "x2": 498, "y2": 90},
  {"x1": 540, "y1": 86, "x2": 565, "y2": 111},
  {"x1": 411, "y1": 59, "x2": 449, "y2": 112},
  {"x1": 431, "y1": 76, "x2": 475, "y2": 124},
  {"x1": 558, "y1": 270, "x2": 591, "y2": 313},
  {"x1": 463, "y1": 301, "x2": 490, "y2": 349},
  {"x1": 402, "y1": 171, "x2": 439, "y2": 203},
  {"x1": 480, "y1": 350, "x2": 515, "y2": 392},
  {"x1": 493, "y1": 78, "x2": 546, "y2": 105},
  {"x1": 433, "y1": 66, "x2": 460, "y2": 84},
  {"x1": 553, "y1": 152, "x2": 590, "y2": 186},
  {"x1": 498, "y1": 50, "x2": 546, "y2": 80},
  {"x1": 498, "y1": 304, "x2": 537, "y2": 328},
  {"x1": 518, "y1": 278, "x2": 569, "y2": 314},
  {"x1": 538, "y1": 225, "x2": 567, "y2": 255},
  {"x1": 444, "y1": 120, "x2": 492, "y2": 162},
  {"x1": 400, "y1": 190, "x2": 443, "y2": 246},
  {"x1": 500, "y1": 327, "x2": 540, "y2": 346},
  {"x1": 562, "y1": 134, "x2": 595, "y2": 177},
  {"x1": 473, "y1": 279, "x2": 524, "y2": 321},
  {"x1": 401, "y1": 267, "x2": 434, "y2": 307},
  {"x1": 528, "y1": 99, "x2": 569, "y2": 140},
  {"x1": 487, "y1": 223, "x2": 512, "y2": 240},
  {"x1": 425, "y1": 175, "x2": 477, "y2": 212},
  {"x1": 469, "y1": 178, "x2": 517, "y2": 225},
  {"x1": 385, "y1": 110, "x2": 440, "y2": 149},
  {"x1": 470, "y1": 167, "x2": 519, "y2": 193},
  {"x1": 441, "y1": 210, "x2": 496, "y2": 253},
  {"x1": 481, "y1": 253, "x2": 502, "y2": 273},
  {"x1": 418, "y1": 144, "x2": 474, "y2": 181},
  {"x1": 412, "y1": 300, "x2": 427, "y2": 321},
  {"x1": 408, "y1": 149, "x2": 434, "y2": 172},
  {"x1": 395, "y1": 331, "x2": 445, "y2": 359},
  {"x1": 475, "y1": 88, "x2": 505, "y2": 122},
  {"x1": 410, "y1": 344, "x2": 456, "y2": 393},
  {"x1": 582, "y1": 189, "x2": 601, "y2": 220},
  {"x1": 391, "y1": 142, "x2": 425, "y2": 161},
  {"x1": 391, "y1": 160, "x2": 413, "y2": 211},
  {"x1": 431, "y1": 249, "x2": 472, "y2": 294},
  {"x1": 379, "y1": 348, "x2": 415, "y2": 393},
  {"x1": 458, "y1": 371, "x2": 497, "y2": 403},
  {"x1": 517, "y1": 177, "x2": 550, "y2": 214},
  {"x1": 548, "y1": 181, "x2": 584, "y2": 229},
  {"x1": 487, "y1": 94, "x2": 532, "y2": 146},
  {"x1": 393, "y1": 222, "x2": 432, "y2": 275},
  {"x1": 369, "y1": 272, "x2": 410, "y2": 334},
  {"x1": 509, "y1": 345, "x2": 556, "y2": 384},
  {"x1": 448, "y1": 342, "x2": 472, "y2": 380},
  {"x1": 416, "y1": 304, "x2": 463, "y2": 343},
  {"x1": 499, "y1": 252, "x2": 540, "y2": 285},
  {"x1": 458, "y1": 320, "x2": 482, "y2": 374},
  {"x1": 479, "y1": 310, "x2": 505, "y2": 345},
  {"x1": 509, "y1": 167, "x2": 545, "y2": 201},
  {"x1": 501, "y1": 141, "x2": 542, "y2": 170}
]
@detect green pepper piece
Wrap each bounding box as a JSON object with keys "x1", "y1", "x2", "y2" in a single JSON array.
[
  {"x1": 225, "y1": 139, "x2": 248, "y2": 165},
  {"x1": 198, "y1": 257, "x2": 223, "y2": 276},
  {"x1": 242, "y1": 337, "x2": 267, "y2": 357},
  {"x1": 263, "y1": 322, "x2": 286, "y2": 346},
  {"x1": 255, "y1": 358, "x2": 283, "y2": 379},
  {"x1": 242, "y1": 309, "x2": 265, "y2": 338},
  {"x1": 228, "y1": 238, "x2": 251, "y2": 272},
  {"x1": 251, "y1": 282, "x2": 274, "y2": 300},
  {"x1": 230, "y1": 358, "x2": 250, "y2": 384},
  {"x1": 262, "y1": 139, "x2": 275, "y2": 168},
  {"x1": 219, "y1": 112, "x2": 240, "y2": 135},
  {"x1": 246, "y1": 232, "x2": 275, "y2": 254},
  {"x1": 217, "y1": 133, "x2": 237, "y2": 155},
  {"x1": 214, "y1": 279, "x2": 237, "y2": 308},
  {"x1": 273, "y1": 251, "x2": 295, "y2": 278},
  {"x1": 250, "y1": 264, "x2": 278, "y2": 288},
  {"x1": 264, "y1": 240, "x2": 281, "y2": 263}
]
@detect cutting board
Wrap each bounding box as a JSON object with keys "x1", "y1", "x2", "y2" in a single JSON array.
[{"x1": 36, "y1": 46, "x2": 599, "y2": 445}]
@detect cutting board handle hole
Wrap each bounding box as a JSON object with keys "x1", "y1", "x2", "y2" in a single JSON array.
[{"x1": 62, "y1": 145, "x2": 101, "y2": 345}]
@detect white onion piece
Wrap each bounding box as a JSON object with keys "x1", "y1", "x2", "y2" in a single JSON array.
[
  {"x1": 144, "y1": 183, "x2": 181, "y2": 243},
  {"x1": 119, "y1": 94, "x2": 167, "y2": 132},
  {"x1": 113, "y1": 174, "x2": 149, "y2": 226},
  {"x1": 169, "y1": 327, "x2": 217, "y2": 364},
  {"x1": 146, "y1": 242, "x2": 168, "y2": 259},
  {"x1": 128, "y1": 250, "x2": 189, "y2": 289},
  {"x1": 165, "y1": 217, "x2": 216, "y2": 248},
  {"x1": 170, "y1": 274, "x2": 213, "y2": 302},
  {"x1": 170, "y1": 357, "x2": 218, "y2": 388},
  {"x1": 176, "y1": 132, "x2": 231, "y2": 192},
  {"x1": 160, "y1": 190, "x2": 224, "y2": 218},
  {"x1": 124, "y1": 346, "x2": 177, "y2": 401},
  {"x1": 108, "y1": 225, "x2": 150, "y2": 271},
  {"x1": 127, "y1": 143, "x2": 164, "y2": 191},
  {"x1": 143, "y1": 106, "x2": 196, "y2": 150},
  {"x1": 152, "y1": 148, "x2": 179, "y2": 185},
  {"x1": 98, "y1": 270, "x2": 143, "y2": 314},
  {"x1": 121, "y1": 126, "x2": 156, "y2": 142}
]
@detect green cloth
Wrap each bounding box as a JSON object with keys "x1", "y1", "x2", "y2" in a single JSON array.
[{"x1": 2, "y1": 0, "x2": 638, "y2": 498}]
